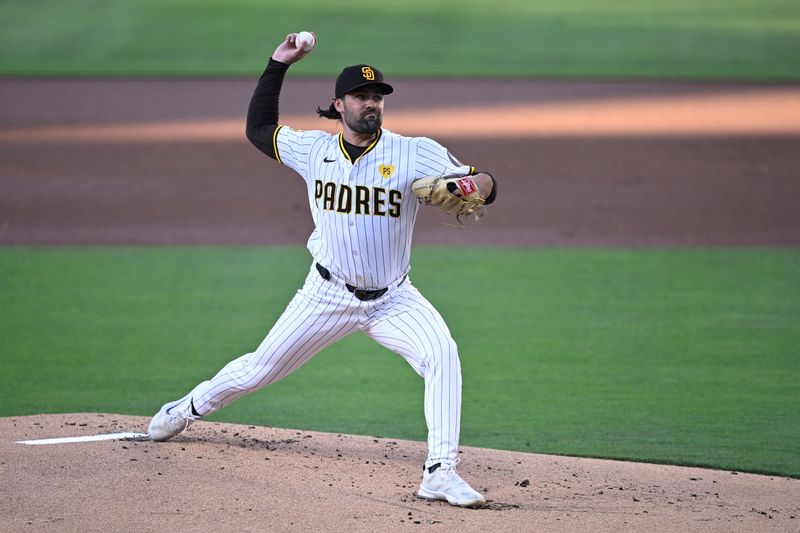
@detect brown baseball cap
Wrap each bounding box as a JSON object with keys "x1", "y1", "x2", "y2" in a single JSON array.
[{"x1": 335, "y1": 64, "x2": 394, "y2": 98}]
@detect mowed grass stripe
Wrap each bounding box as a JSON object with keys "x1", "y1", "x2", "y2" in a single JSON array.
[{"x1": 1, "y1": 0, "x2": 799, "y2": 79}]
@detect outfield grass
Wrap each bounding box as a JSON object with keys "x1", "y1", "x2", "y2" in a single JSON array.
[
  {"x1": 1, "y1": 247, "x2": 798, "y2": 477},
  {"x1": 1, "y1": 0, "x2": 799, "y2": 79}
]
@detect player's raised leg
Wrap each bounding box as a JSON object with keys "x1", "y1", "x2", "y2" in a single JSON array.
[{"x1": 149, "y1": 266, "x2": 361, "y2": 441}]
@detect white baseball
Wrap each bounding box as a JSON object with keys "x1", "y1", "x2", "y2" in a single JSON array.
[{"x1": 295, "y1": 31, "x2": 316, "y2": 52}]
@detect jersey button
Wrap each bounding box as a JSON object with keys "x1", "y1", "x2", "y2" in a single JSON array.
[
  {"x1": 349, "y1": 222, "x2": 354, "y2": 226},
  {"x1": 352, "y1": 251, "x2": 358, "y2": 256}
]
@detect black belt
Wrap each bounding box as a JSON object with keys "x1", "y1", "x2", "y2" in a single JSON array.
[{"x1": 316, "y1": 263, "x2": 404, "y2": 301}]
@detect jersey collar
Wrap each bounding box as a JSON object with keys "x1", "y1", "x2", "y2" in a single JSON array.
[{"x1": 338, "y1": 128, "x2": 382, "y2": 164}]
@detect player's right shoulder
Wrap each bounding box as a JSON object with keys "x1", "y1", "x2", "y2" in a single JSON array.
[
  {"x1": 276, "y1": 125, "x2": 331, "y2": 139},
  {"x1": 275, "y1": 125, "x2": 334, "y2": 149},
  {"x1": 274, "y1": 125, "x2": 337, "y2": 167}
]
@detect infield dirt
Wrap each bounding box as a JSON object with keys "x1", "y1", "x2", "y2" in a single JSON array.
[
  {"x1": 1, "y1": 78, "x2": 799, "y2": 246},
  {"x1": 3, "y1": 414, "x2": 799, "y2": 532}
]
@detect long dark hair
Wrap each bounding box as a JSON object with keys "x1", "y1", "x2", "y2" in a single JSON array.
[{"x1": 316, "y1": 102, "x2": 341, "y2": 121}]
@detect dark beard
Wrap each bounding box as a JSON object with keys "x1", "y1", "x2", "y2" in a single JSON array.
[{"x1": 347, "y1": 113, "x2": 382, "y2": 134}]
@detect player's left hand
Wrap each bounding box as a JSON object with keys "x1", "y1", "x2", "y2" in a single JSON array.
[{"x1": 412, "y1": 174, "x2": 486, "y2": 219}]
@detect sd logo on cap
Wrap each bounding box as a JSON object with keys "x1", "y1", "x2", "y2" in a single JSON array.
[{"x1": 334, "y1": 64, "x2": 394, "y2": 97}]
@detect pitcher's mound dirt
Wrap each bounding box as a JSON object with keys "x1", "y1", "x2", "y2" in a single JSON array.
[{"x1": 2, "y1": 414, "x2": 797, "y2": 532}]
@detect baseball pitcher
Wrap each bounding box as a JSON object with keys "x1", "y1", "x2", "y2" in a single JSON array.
[{"x1": 148, "y1": 32, "x2": 498, "y2": 508}]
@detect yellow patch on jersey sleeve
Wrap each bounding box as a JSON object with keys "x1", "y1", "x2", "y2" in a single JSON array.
[{"x1": 379, "y1": 164, "x2": 395, "y2": 179}]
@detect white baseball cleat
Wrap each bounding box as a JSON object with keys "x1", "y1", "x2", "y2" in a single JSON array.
[
  {"x1": 148, "y1": 397, "x2": 201, "y2": 442},
  {"x1": 417, "y1": 459, "x2": 486, "y2": 508}
]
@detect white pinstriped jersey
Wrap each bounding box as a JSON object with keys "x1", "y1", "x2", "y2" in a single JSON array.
[{"x1": 273, "y1": 127, "x2": 473, "y2": 289}]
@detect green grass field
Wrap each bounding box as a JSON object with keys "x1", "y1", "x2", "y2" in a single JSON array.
[
  {"x1": 2, "y1": 247, "x2": 798, "y2": 477},
  {"x1": 1, "y1": 0, "x2": 799, "y2": 79}
]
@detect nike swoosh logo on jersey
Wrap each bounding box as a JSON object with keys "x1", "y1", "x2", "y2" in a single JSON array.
[{"x1": 323, "y1": 157, "x2": 336, "y2": 163}]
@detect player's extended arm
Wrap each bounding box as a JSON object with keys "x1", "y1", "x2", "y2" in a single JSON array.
[{"x1": 245, "y1": 33, "x2": 314, "y2": 160}]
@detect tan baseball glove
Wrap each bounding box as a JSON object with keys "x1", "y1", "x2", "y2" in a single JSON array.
[{"x1": 412, "y1": 175, "x2": 486, "y2": 218}]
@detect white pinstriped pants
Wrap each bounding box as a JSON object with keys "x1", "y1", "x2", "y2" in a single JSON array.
[{"x1": 190, "y1": 264, "x2": 462, "y2": 466}]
